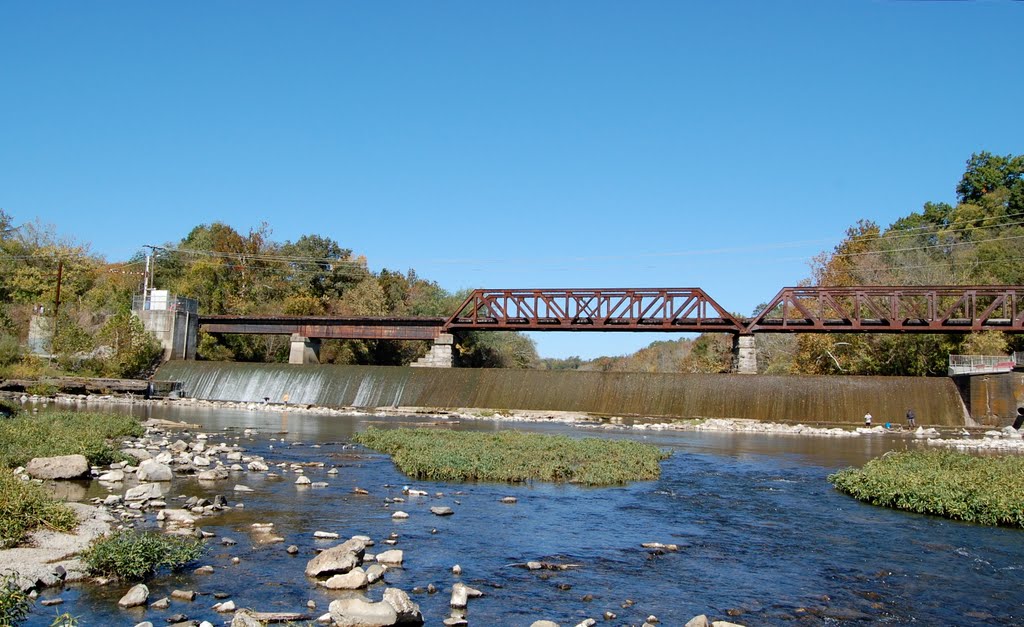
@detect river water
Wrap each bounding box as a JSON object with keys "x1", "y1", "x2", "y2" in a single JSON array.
[{"x1": 21, "y1": 401, "x2": 1024, "y2": 626}]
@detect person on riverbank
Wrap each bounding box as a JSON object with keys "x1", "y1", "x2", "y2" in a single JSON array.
[
  {"x1": 906, "y1": 408, "x2": 917, "y2": 428},
  {"x1": 864, "y1": 412, "x2": 872, "y2": 427}
]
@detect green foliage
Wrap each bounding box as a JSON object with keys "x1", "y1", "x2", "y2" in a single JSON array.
[
  {"x1": 0, "y1": 399, "x2": 20, "y2": 418},
  {"x1": 829, "y1": 450, "x2": 1024, "y2": 527},
  {"x1": 0, "y1": 333, "x2": 20, "y2": 367},
  {"x1": 456, "y1": 331, "x2": 539, "y2": 369},
  {"x1": 97, "y1": 310, "x2": 162, "y2": 377},
  {"x1": 0, "y1": 573, "x2": 32, "y2": 626},
  {"x1": 354, "y1": 427, "x2": 670, "y2": 486},
  {"x1": 0, "y1": 469, "x2": 78, "y2": 548},
  {"x1": 80, "y1": 530, "x2": 203, "y2": 581},
  {"x1": 25, "y1": 382, "x2": 59, "y2": 397},
  {"x1": 48, "y1": 612, "x2": 80, "y2": 627},
  {"x1": 0, "y1": 412, "x2": 144, "y2": 468}
]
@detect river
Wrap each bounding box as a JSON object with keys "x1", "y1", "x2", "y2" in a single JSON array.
[{"x1": 20, "y1": 401, "x2": 1024, "y2": 626}]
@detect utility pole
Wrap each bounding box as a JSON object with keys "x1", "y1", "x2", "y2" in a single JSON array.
[
  {"x1": 51, "y1": 258, "x2": 63, "y2": 356},
  {"x1": 142, "y1": 245, "x2": 160, "y2": 306}
]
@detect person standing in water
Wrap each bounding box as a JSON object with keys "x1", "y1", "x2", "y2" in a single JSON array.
[
  {"x1": 864, "y1": 412, "x2": 873, "y2": 427},
  {"x1": 906, "y1": 408, "x2": 917, "y2": 428}
]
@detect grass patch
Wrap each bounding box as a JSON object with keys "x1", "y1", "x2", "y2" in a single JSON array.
[
  {"x1": 0, "y1": 411, "x2": 144, "y2": 468},
  {"x1": 0, "y1": 469, "x2": 78, "y2": 548},
  {"x1": 829, "y1": 449, "x2": 1024, "y2": 527},
  {"x1": 80, "y1": 530, "x2": 204, "y2": 581},
  {"x1": 354, "y1": 427, "x2": 669, "y2": 486}
]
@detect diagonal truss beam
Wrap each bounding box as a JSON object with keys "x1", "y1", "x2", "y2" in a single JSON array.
[
  {"x1": 746, "y1": 286, "x2": 1024, "y2": 333},
  {"x1": 444, "y1": 288, "x2": 745, "y2": 332}
]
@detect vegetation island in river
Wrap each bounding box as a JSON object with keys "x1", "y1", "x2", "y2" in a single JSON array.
[{"x1": 354, "y1": 427, "x2": 670, "y2": 486}]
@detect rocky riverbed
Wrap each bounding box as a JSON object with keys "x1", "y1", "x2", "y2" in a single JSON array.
[{"x1": 3, "y1": 410, "x2": 753, "y2": 627}]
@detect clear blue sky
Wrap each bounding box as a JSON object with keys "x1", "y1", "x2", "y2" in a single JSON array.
[{"x1": 2, "y1": 2, "x2": 1022, "y2": 359}]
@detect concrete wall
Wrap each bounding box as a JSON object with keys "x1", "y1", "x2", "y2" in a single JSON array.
[
  {"x1": 139, "y1": 309, "x2": 198, "y2": 361},
  {"x1": 952, "y1": 372, "x2": 1024, "y2": 428}
]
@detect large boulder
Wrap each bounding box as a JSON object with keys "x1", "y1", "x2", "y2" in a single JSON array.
[
  {"x1": 25, "y1": 454, "x2": 89, "y2": 480},
  {"x1": 125, "y1": 482, "x2": 165, "y2": 501},
  {"x1": 137, "y1": 459, "x2": 173, "y2": 482},
  {"x1": 383, "y1": 588, "x2": 423, "y2": 625},
  {"x1": 329, "y1": 598, "x2": 398, "y2": 627},
  {"x1": 305, "y1": 537, "x2": 367, "y2": 577}
]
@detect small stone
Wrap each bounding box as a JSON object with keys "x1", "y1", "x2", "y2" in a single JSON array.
[
  {"x1": 287, "y1": 545, "x2": 299, "y2": 555},
  {"x1": 194, "y1": 565, "x2": 215, "y2": 574},
  {"x1": 452, "y1": 564, "x2": 462, "y2": 575},
  {"x1": 430, "y1": 506, "x2": 454, "y2": 516},
  {"x1": 392, "y1": 511, "x2": 409, "y2": 519},
  {"x1": 314, "y1": 531, "x2": 339, "y2": 539},
  {"x1": 118, "y1": 583, "x2": 149, "y2": 608},
  {"x1": 214, "y1": 600, "x2": 236, "y2": 612},
  {"x1": 376, "y1": 549, "x2": 404, "y2": 566},
  {"x1": 603, "y1": 611, "x2": 617, "y2": 620},
  {"x1": 150, "y1": 597, "x2": 170, "y2": 610},
  {"x1": 295, "y1": 475, "x2": 312, "y2": 485},
  {"x1": 233, "y1": 485, "x2": 254, "y2": 492},
  {"x1": 500, "y1": 496, "x2": 517, "y2": 504},
  {"x1": 171, "y1": 589, "x2": 196, "y2": 601},
  {"x1": 40, "y1": 598, "x2": 64, "y2": 606}
]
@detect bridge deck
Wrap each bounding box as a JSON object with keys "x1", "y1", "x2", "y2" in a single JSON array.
[{"x1": 197, "y1": 286, "x2": 1024, "y2": 338}]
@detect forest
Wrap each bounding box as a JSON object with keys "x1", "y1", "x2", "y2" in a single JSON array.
[{"x1": 1, "y1": 151, "x2": 1022, "y2": 379}]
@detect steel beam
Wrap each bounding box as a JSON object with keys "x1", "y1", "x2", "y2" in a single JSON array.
[
  {"x1": 444, "y1": 288, "x2": 744, "y2": 332},
  {"x1": 745, "y1": 286, "x2": 1024, "y2": 333}
]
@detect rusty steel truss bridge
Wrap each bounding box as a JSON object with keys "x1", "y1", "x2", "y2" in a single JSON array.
[{"x1": 199, "y1": 286, "x2": 1024, "y2": 340}]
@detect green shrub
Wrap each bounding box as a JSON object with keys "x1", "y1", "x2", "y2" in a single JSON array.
[
  {"x1": 0, "y1": 399, "x2": 20, "y2": 418},
  {"x1": 829, "y1": 449, "x2": 1024, "y2": 527},
  {"x1": 0, "y1": 573, "x2": 32, "y2": 626},
  {"x1": 0, "y1": 469, "x2": 78, "y2": 548},
  {"x1": 25, "y1": 382, "x2": 59, "y2": 397},
  {"x1": 354, "y1": 427, "x2": 669, "y2": 486},
  {"x1": 0, "y1": 412, "x2": 144, "y2": 468},
  {"x1": 81, "y1": 530, "x2": 204, "y2": 581}
]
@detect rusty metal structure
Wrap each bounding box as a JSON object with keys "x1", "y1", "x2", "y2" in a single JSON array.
[
  {"x1": 199, "y1": 315, "x2": 445, "y2": 340},
  {"x1": 198, "y1": 286, "x2": 1024, "y2": 339},
  {"x1": 444, "y1": 288, "x2": 743, "y2": 332},
  {"x1": 747, "y1": 286, "x2": 1024, "y2": 334}
]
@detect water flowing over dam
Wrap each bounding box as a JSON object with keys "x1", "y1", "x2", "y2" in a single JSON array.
[{"x1": 155, "y1": 362, "x2": 970, "y2": 426}]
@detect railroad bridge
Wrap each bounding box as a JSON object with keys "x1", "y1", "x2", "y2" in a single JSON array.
[{"x1": 180, "y1": 286, "x2": 1024, "y2": 373}]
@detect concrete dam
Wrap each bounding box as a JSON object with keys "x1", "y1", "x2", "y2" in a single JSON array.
[{"x1": 155, "y1": 362, "x2": 972, "y2": 426}]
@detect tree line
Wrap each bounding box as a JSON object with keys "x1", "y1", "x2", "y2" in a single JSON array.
[{"x1": 2, "y1": 151, "x2": 1021, "y2": 378}]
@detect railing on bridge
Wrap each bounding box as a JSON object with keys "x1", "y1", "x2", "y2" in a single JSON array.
[
  {"x1": 445, "y1": 288, "x2": 744, "y2": 332},
  {"x1": 747, "y1": 286, "x2": 1024, "y2": 333},
  {"x1": 948, "y1": 354, "x2": 1017, "y2": 376}
]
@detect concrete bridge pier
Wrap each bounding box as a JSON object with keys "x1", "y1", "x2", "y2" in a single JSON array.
[
  {"x1": 289, "y1": 334, "x2": 321, "y2": 365},
  {"x1": 732, "y1": 334, "x2": 757, "y2": 374},
  {"x1": 411, "y1": 333, "x2": 454, "y2": 368}
]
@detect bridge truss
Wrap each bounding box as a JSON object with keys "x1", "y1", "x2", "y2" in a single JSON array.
[
  {"x1": 747, "y1": 286, "x2": 1024, "y2": 333},
  {"x1": 444, "y1": 288, "x2": 744, "y2": 332}
]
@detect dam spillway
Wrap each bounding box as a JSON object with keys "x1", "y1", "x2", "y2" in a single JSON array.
[{"x1": 155, "y1": 362, "x2": 970, "y2": 426}]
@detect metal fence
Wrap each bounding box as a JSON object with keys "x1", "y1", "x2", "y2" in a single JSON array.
[
  {"x1": 948, "y1": 354, "x2": 1016, "y2": 376},
  {"x1": 132, "y1": 291, "x2": 199, "y2": 314}
]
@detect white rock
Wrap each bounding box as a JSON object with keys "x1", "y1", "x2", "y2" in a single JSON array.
[{"x1": 118, "y1": 583, "x2": 149, "y2": 608}]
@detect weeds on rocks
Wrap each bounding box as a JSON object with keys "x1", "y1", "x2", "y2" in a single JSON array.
[
  {"x1": 0, "y1": 469, "x2": 77, "y2": 548},
  {"x1": 354, "y1": 427, "x2": 669, "y2": 486},
  {"x1": 0, "y1": 573, "x2": 32, "y2": 626},
  {"x1": 80, "y1": 530, "x2": 203, "y2": 581},
  {"x1": 0, "y1": 411, "x2": 144, "y2": 468}
]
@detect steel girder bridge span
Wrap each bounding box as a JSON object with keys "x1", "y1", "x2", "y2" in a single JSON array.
[{"x1": 197, "y1": 286, "x2": 1024, "y2": 371}]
